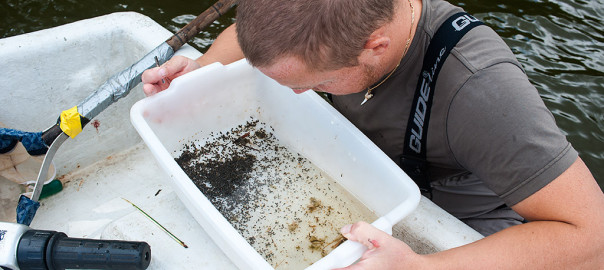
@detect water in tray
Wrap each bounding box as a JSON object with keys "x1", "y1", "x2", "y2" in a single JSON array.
[{"x1": 174, "y1": 118, "x2": 377, "y2": 269}]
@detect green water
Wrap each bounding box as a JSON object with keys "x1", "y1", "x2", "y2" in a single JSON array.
[{"x1": 1, "y1": 0, "x2": 602, "y2": 190}]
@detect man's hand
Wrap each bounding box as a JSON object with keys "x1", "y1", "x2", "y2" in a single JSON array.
[
  {"x1": 142, "y1": 24, "x2": 243, "y2": 96},
  {"x1": 336, "y1": 221, "x2": 424, "y2": 270},
  {"x1": 141, "y1": 55, "x2": 201, "y2": 96}
]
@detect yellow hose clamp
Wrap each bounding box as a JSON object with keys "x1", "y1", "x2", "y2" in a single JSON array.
[{"x1": 59, "y1": 106, "x2": 83, "y2": 138}]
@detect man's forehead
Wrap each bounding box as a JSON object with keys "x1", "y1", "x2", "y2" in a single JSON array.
[{"x1": 258, "y1": 56, "x2": 310, "y2": 81}]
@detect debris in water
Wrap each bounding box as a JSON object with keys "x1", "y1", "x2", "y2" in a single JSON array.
[
  {"x1": 308, "y1": 235, "x2": 325, "y2": 251},
  {"x1": 288, "y1": 222, "x2": 299, "y2": 233},
  {"x1": 307, "y1": 197, "x2": 322, "y2": 213},
  {"x1": 327, "y1": 235, "x2": 346, "y2": 249},
  {"x1": 174, "y1": 118, "x2": 377, "y2": 268}
]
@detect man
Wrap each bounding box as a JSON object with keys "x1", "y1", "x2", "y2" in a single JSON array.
[{"x1": 142, "y1": 0, "x2": 604, "y2": 268}]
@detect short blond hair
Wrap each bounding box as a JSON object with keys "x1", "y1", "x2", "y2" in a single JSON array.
[{"x1": 236, "y1": 0, "x2": 396, "y2": 71}]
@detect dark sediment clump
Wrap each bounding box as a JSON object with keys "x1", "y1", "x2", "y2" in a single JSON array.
[
  {"x1": 181, "y1": 151, "x2": 256, "y2": 198},
  {"x1": 174, "y1": 119, "x2": 269, "y2": 227}
]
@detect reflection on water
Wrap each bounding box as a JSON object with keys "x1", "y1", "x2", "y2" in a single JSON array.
[
  {"x1": 1, "y1": 0, "x2": 602, "y2": 189},
  {"x1": 0, "y1": 0, "x2": 236, "y2": 49},
  {"x1": 455, "y1": 0, "x2": 603, "y2": 189}
]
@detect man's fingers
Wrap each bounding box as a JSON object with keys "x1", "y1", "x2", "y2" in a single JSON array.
[
  {"x1": 141, "y1": 56, "x2": 190, "y2": 84},
  {"x1": 141, "y1": 56, "x2": 201, "y2": 96},
  {"x1": 161, "y1": 56, "x2": 188, "y2": 77},
  {"x1": 143, "y1": 83, "x2": 161, "y2": 96},
  {"x1": 141, "y1": 66, "x2": 163, "y2": 85},
  {"x1": 340, "y1": 221, "x2": 391, "y2": 250},
  {"x1": 161, "y1": 55, "x2": 201, "y2": 79},
  {"x1": 141, "y1": 66, "x2": 168, "y2": 96},
  {"x1": 337, "y1": 222, "x2": 421, "y2": 269}
]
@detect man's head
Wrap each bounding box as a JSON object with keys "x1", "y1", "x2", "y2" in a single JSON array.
[{"x1": 236, "y1": 0, "x2": 397, "y2": 72}]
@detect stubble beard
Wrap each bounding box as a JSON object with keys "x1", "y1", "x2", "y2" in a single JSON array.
[{"x1": 361, "y1": 63, "x2": 384, "y2": 91}]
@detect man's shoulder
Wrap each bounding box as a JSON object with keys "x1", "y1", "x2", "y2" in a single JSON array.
[
  {"x1": 451, "y1": 25, "x2": 522, "y2": 74},
  {"x1": 424, "y1": 0, "x2": 522, "y2": 73}
]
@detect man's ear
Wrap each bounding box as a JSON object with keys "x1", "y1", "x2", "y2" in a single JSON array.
[
  {"x1": 359, "y1": 34, "x2": 391, "y2": 65},
  {"x1": 364, "y1": 35, "x2": 391, "y2": 56}
]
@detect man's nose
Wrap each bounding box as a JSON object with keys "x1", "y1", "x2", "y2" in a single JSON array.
[{"x1": 292, "y1": 88, "x2": 311, "y2": 94}]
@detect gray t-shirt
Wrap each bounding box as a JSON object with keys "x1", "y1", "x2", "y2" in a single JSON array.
[{"x1": 332, "y1": 0, "x2": 577, "y2": 223}]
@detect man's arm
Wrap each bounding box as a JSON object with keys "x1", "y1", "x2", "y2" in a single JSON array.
[
  {"x1": 142, "y1": 24, "x2": 243, "y2": 96},
  {"x1": 195, "y1": 24, "x2": 244, "y2": 67},
  {"x1": 339, "y1": 157, "x2": 604, "y2": 269}
]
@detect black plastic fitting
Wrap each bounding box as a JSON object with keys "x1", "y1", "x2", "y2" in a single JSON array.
[{"x1": 17, "y1": 230, "x2": 151, "y2": 270}]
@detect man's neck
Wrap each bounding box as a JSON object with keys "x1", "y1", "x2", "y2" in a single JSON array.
[{"x1": 382, "y1": 0, "x2": 422, "y2": 72}]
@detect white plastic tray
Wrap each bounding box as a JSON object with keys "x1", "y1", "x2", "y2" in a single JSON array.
[{"x1": 130, "y1": 60, "x2": 420, "y2": 269}]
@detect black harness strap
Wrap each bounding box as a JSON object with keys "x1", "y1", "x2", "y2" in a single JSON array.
[{"x1": 400, "y1": 12, "x2": 484, "y2": 196}]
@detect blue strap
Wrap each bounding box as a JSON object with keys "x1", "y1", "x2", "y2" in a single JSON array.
[{"x1": 0, "y1": 128, "x2": 48, "y2": 155}]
